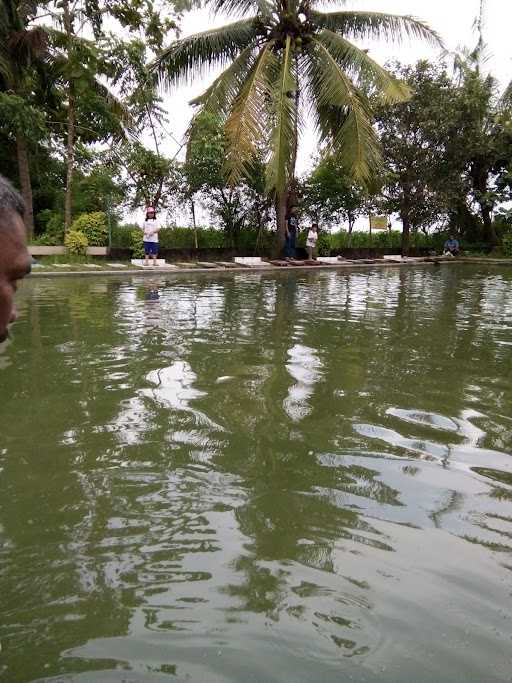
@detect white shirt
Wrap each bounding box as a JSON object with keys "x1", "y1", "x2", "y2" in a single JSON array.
[
  {"x1": 306, "y1": 230, "x2": 318, "y2": 247},
  {"x1": 143, "y1": 218, "x2": 159, "y2": 243}
]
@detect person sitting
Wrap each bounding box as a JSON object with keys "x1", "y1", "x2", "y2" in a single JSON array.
[{"x1": 443, "y1": 235, "x2": 460, "y2": 257}]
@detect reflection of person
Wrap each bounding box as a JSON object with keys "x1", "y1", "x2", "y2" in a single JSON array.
[
  {"x1": 143, "y1": 205, "x2": 160, "y2": 267},
  {"x1": 285, "y1": 207, "x2": 299, "y2": 260},
  {"x1": 306, "y1": 223, "x2": 319, "y2": 260},
  {"x1": 443, "y1": 235, "x2": 460, "y2": 257},
  {"x1": 0, "y1": 175, "x2": 31, "y2": 344},
  {"x1": 144, "y1": 283, "x2": 160, "y2": 302}
]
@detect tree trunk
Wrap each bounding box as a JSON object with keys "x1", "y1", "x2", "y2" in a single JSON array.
[
  {"x1": 401, "y1": 210, "x2": 411, "y2": 257},
  {"x1": 481, "y1": 203, "x2": 497, "y2": 245},
  {"x1": 16, "y1": 133, "x2": 34, "y2": 239},
  {"x1": 273, "y1": 193, "x2": 287, "y2": 258},
  {"x1": 64, "y1": 90, "x2": 75, "y2": 233},
  {"x1": 63, "y1": 0, "x2": 75, "y2": 233},
  {"x1": 190, "y1": 198, "x2": 198, "y2": 249},
  {"x1": 348, "y1": 212, "x2": 354, "y2": 248}
]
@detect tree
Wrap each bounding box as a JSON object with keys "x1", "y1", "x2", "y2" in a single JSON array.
[
  {"x1": 302, "y1": 154, "x2": 367, "y2": 236},
  {"x1": 184, "y1": 111, "x2": 269, "y2": 245},
  {"x1": 0, "y1": 0, "x2": 50, "y2": 237},
  {"x1": 374, "y1": 61, "x2": 463, "y2": 254},
  {"x1": 152, "y1": 0, "x2": 440, "y2": 252},
  {"x1": 448, "y1": 50, "x2": 511, "y2": 245}
]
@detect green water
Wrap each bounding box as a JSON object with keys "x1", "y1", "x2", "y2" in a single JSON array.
[{"x1": 1, "y1": 266, "x2": 512, "y2": 683}]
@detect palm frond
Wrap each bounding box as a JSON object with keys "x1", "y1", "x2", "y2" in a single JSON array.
[
  {"x1": 316, "y1": 30, "x2": 410, "y2": 103},
  {"x1": 209, "y1": 0, "x2": 273, "y2": 20},
  {"x1": 223, "y1": 40, "x2": 277, "y2": 185},
  {"x1": 305, "y1": 37, "x2": 381, "y2": 183},
  {"x1": 311, "y1": 10, "x2": 443, "y2": 48},
  {"x1": 266, "y1": 35, "x2": 296, "y2": 195},
  {"x1": 501, "y1": 79, "x2": 512, "y2": 109},
  {"x1": 190, "y1": 44, "x2": 258, "y2": 117},
  {"x1": 150, "y1": 18, "x2": 259, "y2": 89},
  {"x1": 0, "y1": 47, "x2": 14, "y2": 85}
]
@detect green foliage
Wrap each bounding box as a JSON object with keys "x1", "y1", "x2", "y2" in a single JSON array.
[
  {"x1": 65, "y1": 229, "x2": 89, "y2": 255},
  {"x1": 152, "y1": 1, "x2": 439, "y2": 195},
  {"x1": 113, "y1": 224, "x2": 275, "y2": 254},
  {"x1": 130, "y1": 228, "x2": 145, "y2": 258},
  {"x1": 34, "y1": 211, "x2": 65, "y2": 245},
  {"x1": 0, "y1": 93, "x2": 47, "y2": 142},
  {"x1": 70, "y1": 211, "x2": 108, "y2": 246},
  {"x1": 302, "y1": 154, "x2": 368, "y2": 228},
  {"x1": 317, "y1": 233, "x2": 331, "y2": 256},
  {"x1": 502, "y1": 232, "x2": 512, "y2": 257}
]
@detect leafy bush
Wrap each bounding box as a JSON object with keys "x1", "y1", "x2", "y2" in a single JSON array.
[
  {"x1": 70, "y1": 212, "x2": 108, "y2": 246},
  {"x1": 130, "y1": 229, "x2": 145, "y2": 258},
  {"x1": 502, "y1": 232, "x2": 512, "y2": 257},
  {"x1": 317, "y1": 233, "x2": 331, "y2": 256},
  {"x1": 33, "y1": 211, "x2": 65, "y2": 245},
  {"x1": 111, "y1": 224, "x2": 136, "y2": 249},
  {"x1": 65, "y1": 230, "x2": 88, "y2": 255}
]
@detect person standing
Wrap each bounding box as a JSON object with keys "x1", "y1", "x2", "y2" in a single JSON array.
[
  {"x1": 306, "y1": 223, "x2": 319, "y2": 261},
  {"x1": 143, "y1": 206, "x2": 160, "y2": 267},
  {"x1": 285, "y1": 207, "x2": 299, "y2": 260},
  {"x1": 0, "y1": 175, "x2": 31, "y2": 344}
]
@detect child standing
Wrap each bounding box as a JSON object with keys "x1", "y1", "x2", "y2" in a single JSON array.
[
  {"x1": 143, "y1": 206, "x2": 160, "y2": 267},
  {"x1": 306, "y1": 223, "x2": 319, "y2": 261}
]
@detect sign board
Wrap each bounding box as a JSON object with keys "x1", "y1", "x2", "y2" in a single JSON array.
[{"x1": 370, "y1": 215, "x2": 388, "y2": 230}]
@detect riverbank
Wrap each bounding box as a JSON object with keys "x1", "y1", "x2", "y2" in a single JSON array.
[{"x1": 28, "y1": 256, "x2": 512, "y2": 278}]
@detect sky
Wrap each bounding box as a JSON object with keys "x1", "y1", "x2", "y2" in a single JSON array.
[{"x1": 155, "y1": 0, "x2": 512, "y2": 174}]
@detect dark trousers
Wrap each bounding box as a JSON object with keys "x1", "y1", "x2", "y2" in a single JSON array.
[{"x1": 285, "y1": 232, "x2": 296, "y2": 258}]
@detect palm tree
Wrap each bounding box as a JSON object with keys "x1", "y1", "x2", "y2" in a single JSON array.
[
  {"x1": 0, "y1": 0, "x2": 48, "y2": 237},
  {"x1": 152, "y1": 0, "x2": 442, "y2": 249}
]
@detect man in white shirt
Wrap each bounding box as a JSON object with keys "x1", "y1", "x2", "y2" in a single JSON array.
[{"x1": 143, "y1": 206, "x2": 160, "y2": 267}]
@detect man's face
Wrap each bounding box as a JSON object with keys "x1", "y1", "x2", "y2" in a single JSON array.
[{"x1": 0, "y1": 212, "x2": 31, "y2": 343}]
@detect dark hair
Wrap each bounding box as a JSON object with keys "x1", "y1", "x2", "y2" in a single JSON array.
[{"x1": 0, "y1": 175, "x2": 25, "y2": 222}]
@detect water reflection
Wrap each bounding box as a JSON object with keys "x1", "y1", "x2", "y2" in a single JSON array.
[{"x1": 1, "y1": 267, "x2": 512, "y2": 682}]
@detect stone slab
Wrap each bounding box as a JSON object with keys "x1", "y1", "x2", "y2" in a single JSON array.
[
  {"x1": 317, "y1": 256, "x2": 342, "y2": 264},
  {"x1": 216, "y1": 261, "x2": 244, "y2": 268},
  {"x1": 196, "y1": 261, "x2": 222, "y2": 269},
  {"x1": 234, "y1": 257, "x2": 263, "y2": 265},
  {"x1": 131, "y1": 259, "x2": 168, "y2": 267}
]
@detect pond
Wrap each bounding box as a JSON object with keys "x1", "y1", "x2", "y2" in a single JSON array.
[{"x1": 1, "y1": 265, "x2": 511, "y2": 683}]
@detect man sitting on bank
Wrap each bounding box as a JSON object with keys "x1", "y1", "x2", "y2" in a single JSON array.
[
  {"x1": 443, "y1": 235, "x2": 460, "y2": 257},
  {"x1": 0, "y1": 175, "x2": 32, "y2": 344}
]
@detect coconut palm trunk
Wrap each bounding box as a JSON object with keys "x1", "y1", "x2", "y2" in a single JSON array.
[{"x1": 16, "y1": 134, "x2": 35, "y2": 238}]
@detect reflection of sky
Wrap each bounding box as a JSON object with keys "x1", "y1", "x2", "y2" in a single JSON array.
[{"x1": 283, "y1": 344, "x2": 323, "y2": 422}]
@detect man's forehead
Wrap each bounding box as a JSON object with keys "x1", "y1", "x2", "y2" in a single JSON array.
[{"x1": 0, "y1": 211, "x2": 26, "y2": 241}]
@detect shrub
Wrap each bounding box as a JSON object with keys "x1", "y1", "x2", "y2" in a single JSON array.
[
  {"x1": 130, "y1": 228, "x2": 145, "y2": 258},
  {"x1": 70, "y1": 212, "x2": 108, "y2": 246},
  {"x1": 502, "y1": 232, "x2": 512, "y2": 257},
  {"x1": 65, "y1": 230, "x2": 88, "y2": 255},
  {"x1": 111, "y1": 224, "x2": 136, "y2": 249},
  {"x1": 33, "y1": 211, "x2": 65, "y2": 245}
]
